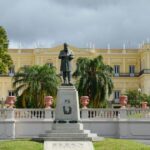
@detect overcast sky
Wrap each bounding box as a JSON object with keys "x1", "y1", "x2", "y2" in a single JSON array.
[{"x1": 0, "y1": 0, "x2": 150, "y2": 48}]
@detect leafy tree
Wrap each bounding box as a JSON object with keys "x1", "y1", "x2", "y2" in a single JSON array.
[
  {"x1": 126, "y1": 90, "x2": 150, "y2": 107},
  {"x1": 0, "y1": 26, "x2": 13, "y2": 74},
  {"x1": 13, "y1": 64, "x2": 61, "y2": 108},
  {"x1": 73, "y1": 55, "x2": 114, "y2": 108}
]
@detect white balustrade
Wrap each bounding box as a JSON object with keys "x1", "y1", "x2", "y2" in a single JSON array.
[
  {"x1": 81, "y1": 108, "x2": 120, "y2": 119},
  {"x1": 1, "y1": 108, "x2": 150, "y2": 120},
  {"x1": 14, "y1": 109, "x2": 55, "y2": 120},
  {"x1": 0, "y1": 109, "x2": 9, "y2": 119},
  {"x1": 127, "y1": 108, "x2": 150, "y2": 119},
  {"x1": 14, "y1": 109, "x2": 45, "y2": 120}
]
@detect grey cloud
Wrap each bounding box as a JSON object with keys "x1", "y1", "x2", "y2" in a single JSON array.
[{"x1": 0, "y1": 0, "x2": 150, "y2": 48}]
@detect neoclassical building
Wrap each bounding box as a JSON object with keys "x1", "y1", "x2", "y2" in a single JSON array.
[{"x1": 0, "y1": 43, "x2": 150, "y2": 106}]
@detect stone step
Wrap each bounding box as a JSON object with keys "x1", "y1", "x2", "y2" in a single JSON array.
[
  {"x1": 88, "y1": 133, "x2": 98, "y2": 138},
  {"x1": 45, "y1": 129, "x2": 91, "y2": 134},
  {"x1": 46, "y1": 130, "x2": 84, "y2": 134},
  {"x1": 41, "y1": 133, "x2": 89, "y2": 138},
  {"x1": 92, "y1": 136, "x2": 105, "y2": 142},
  {"x1": 84, "y1": 130, "x2": 91, "y2": 134},
  {"x1": 52, "y1": 123, "x2": 84, "y2": 130},
  {"x1": 41, "y1": 137, "x2": 92, "y2": 141}
]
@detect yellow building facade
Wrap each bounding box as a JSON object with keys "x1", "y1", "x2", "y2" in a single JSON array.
[{"x1": 0, "y1": 43, "x2": 150, "y2": 105}]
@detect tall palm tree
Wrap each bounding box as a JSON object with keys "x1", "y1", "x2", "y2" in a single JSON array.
[
  {"x1": 13, "y1": 64, "x2": 60, "y2": 108},
  {"x1": 73, "y1": 55, "x2": 114, "y2": 108}
]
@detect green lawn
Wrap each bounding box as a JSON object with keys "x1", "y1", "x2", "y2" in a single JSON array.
[
  {"x1": 0, "y1": 139, "x2": 150, "y2": 150},
  {"x1": 94, "y1": 138, "x2": 150, "y2": 150},
  {"x1": 0, "y1": 140, "x2": 43, "y2": 150}
]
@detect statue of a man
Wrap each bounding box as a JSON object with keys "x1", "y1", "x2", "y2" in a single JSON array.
[{"x1": 59, "y1": 43, "x2": 74, "y2": 85}]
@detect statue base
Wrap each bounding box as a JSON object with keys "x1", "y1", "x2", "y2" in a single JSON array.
[
  {"x1": 55, "y1": 86, "x2": 80, "y2": 122},
  {"x1": 40, "y1": 86, "x2": 102, "y2": 150}
]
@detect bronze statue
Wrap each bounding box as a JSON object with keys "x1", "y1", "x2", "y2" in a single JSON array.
[{"x1": 59, "y1": 43, "x2": 74, "y2": 85}]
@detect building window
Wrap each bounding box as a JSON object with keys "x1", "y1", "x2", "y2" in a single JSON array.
[
  {"x1": 23, "y1": 65, "x2": 30, "y2": 68},
  {"x1": 46, "y1": 63, "x2": 53, "y2": 67},
  {"x1": 8, "y1": 66, "x2": 15, "y2": 76},
  {"x1": 114, "y1": 65, "x2": 120, "y2": 77},
  {"x1": 129, "y1": 65, "x2": 135, "y2": 77},
  {"x1": 114, "y1": 90, "x2": 120, "y2": 103},
  {"x1": 8, "y1": 90, "x2": 15, "y2": 96}
]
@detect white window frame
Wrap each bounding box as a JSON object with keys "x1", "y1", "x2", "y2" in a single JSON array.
[
  {"x1": 129, "y1": 65, "x2": 135, "y2": 77},
  {"x1": 114, "y1": 90, "x2": 120, "y2": 103},
  {"x1": 8, "y1": 66, "x2": 15, "y2": 76},
  {"x1": 114, "y1": 65, "x2": 120, "y2": 77},
  {"x1": 8, "y1": 90, "x2": 15, "y2": 96}
]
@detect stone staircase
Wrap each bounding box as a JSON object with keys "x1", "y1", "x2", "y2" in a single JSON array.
[{"x1": 39, "y1": 122, "x2": 101, "y2": 141}]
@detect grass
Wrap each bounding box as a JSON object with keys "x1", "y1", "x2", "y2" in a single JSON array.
[
  {"x1": 0, "y1": 138, "x2": 150, "y2": 150},
  {"x1": 94, "y1": 138, "x2": 150, "y2": 150},
  {"x1": 0, "y1": 140, "x2": 43, "y2": 150}
]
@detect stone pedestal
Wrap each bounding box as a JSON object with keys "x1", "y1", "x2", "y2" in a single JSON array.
[
  {"x1": 41, "y1": 86, "x2": 100, "y2": 150},
  {"x1": 55, "y1": 86, "x2": 80, "y2": 122},
  {"x1": 44, "y1": 141, "x2": 94, "y2": 150}
]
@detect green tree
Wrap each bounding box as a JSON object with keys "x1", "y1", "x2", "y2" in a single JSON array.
[
  {"x1": 0, "y1": 26, "x2": 13, "y2": 74},
  {"x1": 73, "y1": 55, "x2": 114, "y2": 108},
  {"x1": 13, "y1": 64, "x2": 61, "y2": 108},
  {"x1": 126, "y1": 89, "x2": 150, "y2": 107}
]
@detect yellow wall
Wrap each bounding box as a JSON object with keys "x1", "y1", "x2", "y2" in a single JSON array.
[
  {"x1": 0, "y1": 77, "x2": 12, "y2": 99},
  {"x1": 0, "y1": 43, "x2": 150, "y2": 104}
]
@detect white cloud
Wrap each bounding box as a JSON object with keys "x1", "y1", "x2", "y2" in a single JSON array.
[{"x1": 0, "y1": 0, "x2": 150, "y2": 48}]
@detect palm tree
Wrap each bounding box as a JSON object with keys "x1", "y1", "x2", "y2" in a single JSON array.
[
  {"x1": 13, "y1": 64, "x2": 61, "y2": 108},
  {"x1": 73, "y1": 55, "x2": 114, "y2": 108}
]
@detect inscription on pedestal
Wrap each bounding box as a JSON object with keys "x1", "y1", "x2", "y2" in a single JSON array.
[{"x1": 44, "y1": 141, "x2": 94, "y2": 150}]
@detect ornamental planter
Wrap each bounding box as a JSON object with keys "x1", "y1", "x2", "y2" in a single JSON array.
[
  {"x1": 44, "y1": 96, "x2": 53, "y2": 108},
  {"x1": 5, "y1": 96, "x2": 16, "y2": 108},
  {"x1": 80, "y1": 96, "x2": 90, "y2": 108},
  {"x1": 119, "y1": 95, "x2": 128, "y2": 108},
  {"x1": 141, "y1": 101, "x2": 148, "y2": 109}
]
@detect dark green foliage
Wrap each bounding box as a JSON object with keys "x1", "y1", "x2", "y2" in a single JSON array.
[
  {"x1": 73, "y1": 55, "x2": 114, "y2": 108},
  {"x1": 0, "y1": 26, "x2": 13, "y2": 73},
  {"x1": 126, "y1": 90, "x2": 150, "y2": 107},
  {"x1": 13, "y1": 64, "x2": 61, "y2": 108}
]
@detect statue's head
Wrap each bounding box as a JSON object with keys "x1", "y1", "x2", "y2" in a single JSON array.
[{"x1": 64, "y1": 43, "x2": 68, "y2": 51}]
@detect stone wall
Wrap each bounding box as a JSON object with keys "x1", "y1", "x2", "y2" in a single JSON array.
[{"x1": 1, "y1": 108, "x2": 150, "y2": 140}]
